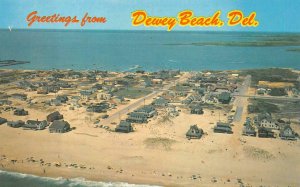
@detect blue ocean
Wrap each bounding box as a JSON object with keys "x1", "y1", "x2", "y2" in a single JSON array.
[
  {"x1": 0, "y1": 29, "x2": 299, "y2": 71},
  {"x1": 0, "y1": 170, "x2": 160, "y2": 187}
]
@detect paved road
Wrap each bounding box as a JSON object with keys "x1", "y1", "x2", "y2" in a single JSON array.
[
  {"x1": 233, "y1": 75, "x2": 251, "y2": 122},
  {"x1": 100, "y1": 73, "x2": 191, "y2": 125}
]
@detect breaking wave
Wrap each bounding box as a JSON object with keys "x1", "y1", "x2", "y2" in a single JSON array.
[{"x1": 0, "y1": 170, "x2": 161, "y2": 187}]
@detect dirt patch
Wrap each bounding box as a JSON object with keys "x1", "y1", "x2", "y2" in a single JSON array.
[
  {"x1": 243, "y1": 146, "x2": 275, "y2": 161},
  {"x1": 144, "y1": 137, "x2": 176, "y2": 151},
  {"x1": 258, "y1": 81, "x2": 294, "y2": 88}
]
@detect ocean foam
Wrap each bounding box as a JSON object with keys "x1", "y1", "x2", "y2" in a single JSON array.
[{"x1": 0, "y1": 170, "x2": 162, "y2": 187}]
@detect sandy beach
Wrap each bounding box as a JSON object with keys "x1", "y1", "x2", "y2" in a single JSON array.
[
  {"x1": 0, "y1": 69, "x2": 300, "y2": 187},
  {"x1": 1, "y1": 104, "x2": 300, "y2": 186}
]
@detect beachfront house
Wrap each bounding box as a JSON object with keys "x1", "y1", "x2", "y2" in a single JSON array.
[
  {"x1": 258, "y1": 127, "x2": 275, "y2": 138},
  {"x1": 115, "y1": 121, "x2": 134, "y2": 133},
  {"x1": 0, "y1": 117, "x2": 7, "y2": 125},
  {"x1": 23, "y1": 120, "x2": 48, "y2": 130},
  {"x1": 126, "y1": 112, "x2": 148, "y2": 124},
  {"x1": 242, "y1": 122, "x2": 256, "y2": 137},
  {"x1": 134, "y1": 105, "x2": 157, "y2": 118},
  {"x1": 7, "y1": 120, "x2": 25, "y2": 128},
  {"x1": 47, "y1": 111, "x2": 63, "y2": 122},
  {"x1": 279, "y1": 125, "x2": 297, "y2": 140},
  {"x1": 49, "y1": 120, "x2": 71, "y2": 133},
  {"x1": 254, "y1": 112, "x2": 279, "y2": 130},
  {"x1": 259, "y1": 118, "x2": 279, "y2": 130},
  {"x1": 254, "y1": 112, "x2": 272, "y2": 124},
  {"x1": 213, "y1": 122, "x2": 233, "y2": 134},
  {"x1": 14, "y1": 108, "x2": 29, "y2": 116},
  {"x1": 186, "y1": 125, "x2": 204, "y2": 139}
]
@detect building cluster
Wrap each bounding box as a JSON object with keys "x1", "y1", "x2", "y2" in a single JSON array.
[
  {"x1": 242, "y1": 113, "x2": 298, "y2": 140},
  {"x1": 0, "y1": 111, "x2": 71, "y2": 133}
]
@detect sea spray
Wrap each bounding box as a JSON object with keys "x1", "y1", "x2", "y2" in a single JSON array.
[{"x1": 0, "y1": 170, "x2": 162, "y2": 187}]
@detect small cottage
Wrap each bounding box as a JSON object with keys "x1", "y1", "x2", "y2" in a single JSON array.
[
  {"x1": 279, "y1": 125, "x2": 296, "y2": 140},
  {"x1": 115, "y1": 121, "x2": 133, "y2": 133},
  {"x1": 49, "y1": 120, "x2": 70, "y2": 133},
  {"x1": 190, "y1": 105, "x2": 204, "y2": 115},
  {"x1": 186, "y1": 125, "x2": 203, "y2": 139},
  {"x1": 23, "y1": 120, "x2": 48, "y2": 130},
  {"x1": 213, "y1": 122, "x2": 233, "y2": 134},
  {"x1": 242, "y1": 122, "x2": 256, "y2": 137},
  {"x1": 7, "y1": 120, "x2": 25, "y2": 128},
  {"x1": 0, "y1": 117, "x2": 7, "y2": 125},
  {"x1": 258, "y1": 127, "x2": 274, "y2": 138},
  {"x1": 47, "y1": 111, "x2": 63, "y2": 122},
  {"x1": 135, "y1": 105, "x2": 157, "y2": 118},
  {"x1": 126, "y1": 112, "x2": 148, "y2": 123}
]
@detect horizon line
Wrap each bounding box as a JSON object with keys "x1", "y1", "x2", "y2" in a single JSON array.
[{"x1": 0, "y1": 28, "x2": 300, "y2": 34}]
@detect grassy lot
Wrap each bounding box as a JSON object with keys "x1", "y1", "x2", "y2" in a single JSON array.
[
  {"x1": 115, "y1": 88, "x2": 152, "y2": 99},
  {"x1": 248, "y1": 98, "x2": 300, "y2": 118},
  {"x1": 240, "y1": 68, "x2": 299, "y2": 86}
]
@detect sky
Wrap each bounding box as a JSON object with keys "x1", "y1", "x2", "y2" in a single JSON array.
[{"x1": 0, "y1": 0, "x2": 299, "y2": 32}]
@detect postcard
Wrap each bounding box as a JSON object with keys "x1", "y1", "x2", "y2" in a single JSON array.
[{"x1": 0, "y1": 1, "x2": 299, "y2": 186}]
